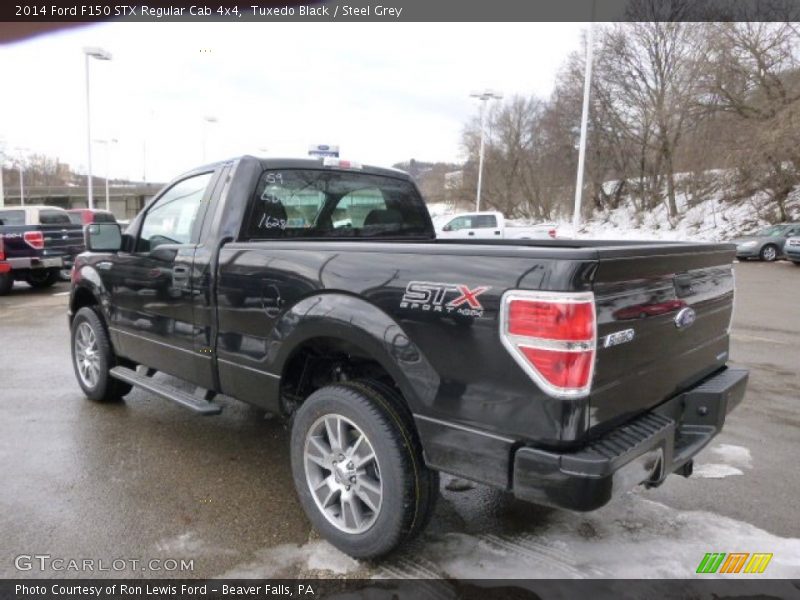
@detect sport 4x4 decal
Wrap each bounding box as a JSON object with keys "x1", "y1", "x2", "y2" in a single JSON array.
[{"x1": 400, "y1": 281, "x2": 491, "y2": 317}]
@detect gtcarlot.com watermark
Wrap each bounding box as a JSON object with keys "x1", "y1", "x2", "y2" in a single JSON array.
[{"x1": 14, "y1": 554, "x2": 194, "y2": 573}]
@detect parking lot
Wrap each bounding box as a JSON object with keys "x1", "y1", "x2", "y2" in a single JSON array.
[{"x1": 1, "y1": 260, "x2": 798, "y2": 579}]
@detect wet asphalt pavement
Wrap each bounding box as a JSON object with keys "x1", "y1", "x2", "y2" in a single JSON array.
[{"x1": 1, "y1": 260, "x2": 798, "y2": 579}]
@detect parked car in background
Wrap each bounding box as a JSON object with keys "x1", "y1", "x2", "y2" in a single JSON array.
[
  {"x1": 436, "y1": 211, "x2": 556, "y2": 240},
  {"x1": 731, "y1": 223, "x2": 800, "y2": 262},
  {"x1": 784, "y1": 237, "x2": 800, "y2": 265},
  {"x1": 0, "y1": 205, "x2": 84, "y2": 294},
  {"x1": 67, "y1": 208, "x2": 118, "y2": 225},
  {"x1": 0, "y1": 236, "x2": 12, "y2": 295}
]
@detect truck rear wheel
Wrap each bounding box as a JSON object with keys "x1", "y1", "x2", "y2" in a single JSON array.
[
  {"x1": 290, "y1": 381, "x2": 438, "y2": 559},
  {"x1": 70, "y1": 307, "x2": 132, "y2": 402},
  {"x1": 0, "y1": 273, "x2": 12, "y2": 296},
  {"x1": 25, "y1": 268, "x2": 59, "y2": 288},
  {"x1": 759, "y1": 244, "x2": 778, "y2": 262}
]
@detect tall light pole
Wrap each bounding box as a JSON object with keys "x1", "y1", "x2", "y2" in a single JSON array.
[
  {"x1": 202, "y1": 115, "x2": 218, "y2": 162},
  {"x1": 13, "y1": 148, "x2": 28, "y2": 207},
  {"x1": 95, "y1": 138, "x2": 118, "y2": 212},
  {"x1": 0, "y1": 146, "x2": 5, "y2": 209},
  {"x1": 18, "y1": 162, "x2": 24, "y2": 206},
  {"x1": 572, "y1": 15, "x2": 596, "y2": 234},
  {"x1": 469, "y1": 89, "x2": 502, "y2": 212},
  {"x1": 84, "y1": 46, "x2": 112, "y2": 210}
]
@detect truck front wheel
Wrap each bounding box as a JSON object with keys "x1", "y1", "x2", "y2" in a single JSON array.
[
  {"x1": 70, "y1": 307, "x2": 132, "y2": 402},
  {"x1": 290, "y1": 381, "x2": 438, "y2": 559}
]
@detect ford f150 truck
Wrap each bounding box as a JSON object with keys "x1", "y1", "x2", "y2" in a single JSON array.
[
  {"x1": 67, "y1": 156, "x2": 748, "y2": 558},
  {"x1": 0, "y1": 205, "x2": 84, "y2": 294},
  {"x1": 436, "y1": 210, "x2": 557, "y2": 240}
]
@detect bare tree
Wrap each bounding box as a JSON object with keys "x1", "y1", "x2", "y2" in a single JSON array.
[{"x1": 701, "y1": 22, "x2": 800, "y2": 221}]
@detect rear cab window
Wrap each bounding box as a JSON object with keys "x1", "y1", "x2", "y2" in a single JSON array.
[
  {"x1": 0, "y1": 210, "x2": 25, "y2": 226},
  {"x1": 38, "y1": 210, "x2": 71, "y2": 225},
  {"x1": 240, "y1": 169, "x2": 432, "y2": 241},
  {"x1": 93, "y1": 212, "x2": 117, "y2": 223}
]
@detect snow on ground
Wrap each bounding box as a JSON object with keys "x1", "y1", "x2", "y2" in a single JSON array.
[
  {"x1": 692, "y1": 443, "x2": 751, "y2": 479},
  {"x1": 434, "y1": 182, "x2": 800, "y2": 242},
  {"x1": 227, "y1": 491, "x2": 800, "y2": 581}
]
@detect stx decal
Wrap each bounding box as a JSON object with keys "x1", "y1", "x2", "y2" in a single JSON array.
[{"x1": 401, "y1": 281, "x2": 491, "y2": 317}]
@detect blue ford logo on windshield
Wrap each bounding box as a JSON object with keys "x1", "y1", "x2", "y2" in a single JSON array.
[{"x1": 674, "y1": 307, "x2": 697, "y2": 330}]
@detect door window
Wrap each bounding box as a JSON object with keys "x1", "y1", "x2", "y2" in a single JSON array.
[
  {"x1": 138, "y1": 173, "x2": 213, "y2": 252},
  {"x1": 446, "y1": 216, "x2": 472, "y2": 231}
]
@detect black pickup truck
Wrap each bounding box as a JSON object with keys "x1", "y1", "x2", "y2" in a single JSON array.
[
  {"x1": 0, "y1": 205, "x2": 84, "y2": 294},
  {"x1": 68, "y1": 157, "x2": 748, "y2": 558}
]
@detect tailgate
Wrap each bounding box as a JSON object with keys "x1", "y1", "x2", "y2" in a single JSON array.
[
  {"x1": 40, "y1": 224, "x2": 84, "y2": 257},
  {"x1": 589, "y1": 243, "x2": 735, "y2": 433}
]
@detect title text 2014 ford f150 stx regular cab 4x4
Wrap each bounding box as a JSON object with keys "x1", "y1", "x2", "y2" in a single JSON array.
[{"x1": 68, "y1": 157, "x2": 748, "y2": 558}]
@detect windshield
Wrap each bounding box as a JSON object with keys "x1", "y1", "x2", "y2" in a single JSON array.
[{"x1": 241, "y1": 169, "x2": 432, "y2": 241}]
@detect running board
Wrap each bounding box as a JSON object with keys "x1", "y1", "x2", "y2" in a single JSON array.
[{"x1": 109, "y1": 366, "x2": 222, "y2": 415}]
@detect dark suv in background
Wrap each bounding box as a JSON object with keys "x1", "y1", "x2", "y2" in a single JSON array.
[{"x1": 67, "y1": 208, "x2": 118, "y2": 226}]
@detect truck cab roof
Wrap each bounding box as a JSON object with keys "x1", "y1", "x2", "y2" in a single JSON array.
[{"x1": 186, "y1": 156, "x2": 411, "y2": 181}]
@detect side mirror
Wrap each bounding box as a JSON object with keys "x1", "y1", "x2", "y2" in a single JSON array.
[
  {"x1": 85, "y1": 223, "x2": 122, "y2": 252},
  {"x1": 442, "y1": 225, "x2": 452, "y2": 232}
]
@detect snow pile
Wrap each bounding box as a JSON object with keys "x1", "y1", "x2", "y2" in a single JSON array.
[{"x1": 429, "y1": 181, "x2": 800, "y2": 242}]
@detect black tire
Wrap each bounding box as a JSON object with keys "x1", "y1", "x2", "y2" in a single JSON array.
[
  {"x1": 348, "y1": 379, "x2": 439, "y2": 539},
  {"x1": 793, "y1": 261, "x2": 800, "y2": 266},
  {"x1": 25, "y1": 268, "x2": 59, "y2": 288},
  {"x1": 70, "y1": 306, "x2": 132, "y2": 402},
  {"x1": 759, "y1": 244, "x2": 779, "y2": 262},
  {"x1": 0, "y1": 273, "x2": 12, "y2": 296},
  {"x1": 290, "y1": 381, "x2": 438, "y2": 559}
]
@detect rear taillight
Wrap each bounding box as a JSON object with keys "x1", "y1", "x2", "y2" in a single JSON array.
[
  {"x1": 500, "y1": 290, "x2": 596, "y2": 398},
  {"x1": 548, "y1": 229, "x2": 557, "y2": 239},
  {"x1": 24, "y1": 231, "x2": 44, "y2": 250},
  {"x1": 0, "y1": 237, "x2": 4, "y2": 261}
]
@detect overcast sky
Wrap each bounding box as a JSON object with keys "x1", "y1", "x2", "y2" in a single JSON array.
[{"x1": 0, "y1": 22, "x2": 585, "y2": 182}]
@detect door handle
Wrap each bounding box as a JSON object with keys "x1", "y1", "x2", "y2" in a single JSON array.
[
  {"x1": 173, "y1": 266, "x2": 190, "y2": 275},
  {"x1": 494, "y1": 230, "x2": 501, "y2": 235},
  {"x1": 468, "y1": 231, "x2": 475, "y2": 236}
]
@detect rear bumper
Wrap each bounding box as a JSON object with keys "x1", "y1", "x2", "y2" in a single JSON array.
[
  {"x1": 785, "y1": 248, "x2": 800, "y2": 260},
  {"x1": 6, "y1": 256, "x2": 65, "y2": 270},
  {"x1": 512, "y1": 367, "x2": 748, "y2": 511},
  {"x1": 735, "y1": 248, "x2": 760, "y2": 258}
]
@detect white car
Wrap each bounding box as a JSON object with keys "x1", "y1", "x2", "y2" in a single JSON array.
[
  {"x1": 784, "y1": 236, "x2": 800, "y2": 265},
  {"x1": 436, "y1": 211, "x2": 556, "y2": 240}
]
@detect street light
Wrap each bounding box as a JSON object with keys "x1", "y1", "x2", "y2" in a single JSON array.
[
  {"x1": 469, "y1": 89, "x2": 503, "y2": 212},
  {"x1": 0, "y1": 144, "x2": 5, "y2": 209},
  {"x1": 202, "y1": 115, "x2": 218, "y2": 162},
  {"x1": 84, "y1": 46, "x2": 112, "y2": 210},
  {"x1": 572, "y1": 6, "x2": 597, "y2": 234},
  {"x1": 13, "y1": 148, "x2": 28, "y2": 207},
  {"x1": 94, "y1": 138, "x2": 118, "y2": 212}
]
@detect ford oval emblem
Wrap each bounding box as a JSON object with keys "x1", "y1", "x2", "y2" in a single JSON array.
[{"x1": 674, "y1": 307, "x2": 697, "y2": 330}]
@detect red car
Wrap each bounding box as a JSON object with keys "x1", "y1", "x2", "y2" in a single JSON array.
[
  {"x1": 613, "y1": 299, "x2": 687, "y2": 320},
  {"x1": 66, "y1": 209, "x2": 117, "y2": 225}
]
